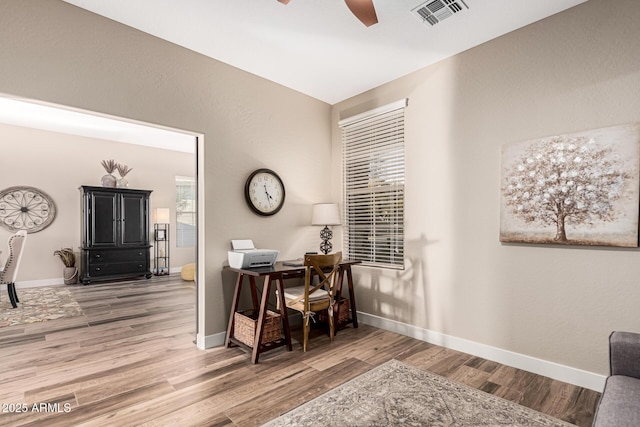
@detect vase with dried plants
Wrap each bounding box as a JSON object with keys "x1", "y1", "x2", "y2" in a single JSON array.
[
  {"x1": 54, "y1": 248, "x2": 78, "y2": 285},
  {"x1": 101, "y1": 159, "x2": 118, "y2": 187},
  {"x1": 116, "y1": 163, "x2": 133, "y2": 188}
]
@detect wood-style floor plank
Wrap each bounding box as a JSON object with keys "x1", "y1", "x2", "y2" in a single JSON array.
[{"x1": 0, "y1": 276, "x2": 600, "y2": 426}]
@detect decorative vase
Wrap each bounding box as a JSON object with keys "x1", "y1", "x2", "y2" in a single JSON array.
[
  {"x1": 63, "y1": 267, "x2": 78, "y2": 285},
  {"x1": 117, "y1": 177, "x2": 129, "y2": 188},
  {"x1": 101, "y1": 174, "x2": 117, "y2": 188}
]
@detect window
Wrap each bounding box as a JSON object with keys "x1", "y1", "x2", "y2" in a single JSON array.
[
  {"x1": 339, "y1": 99, "x2": 407, "y2": 269},
  {"x1": 175, "y1": 176, "x2": 196, "y2": 247}
]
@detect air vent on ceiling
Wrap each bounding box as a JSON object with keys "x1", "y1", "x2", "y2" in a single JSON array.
[{"x1": 411, "y1": 0, "x2": 469, "y2": 26}]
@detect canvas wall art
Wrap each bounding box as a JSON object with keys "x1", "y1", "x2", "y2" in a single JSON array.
[{"x1": 500, "y1": 124, "x2": 640, "y2": 247}]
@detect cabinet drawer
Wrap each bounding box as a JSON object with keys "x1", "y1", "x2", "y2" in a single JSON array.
[
  {"x1": 88, "y1": 261, "x2": 149, "y2": 277},
  {"x1": 89, "y1": 249, "x2": 148, "y2": 263}
]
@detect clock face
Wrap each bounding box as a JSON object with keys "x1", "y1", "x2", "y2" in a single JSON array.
[
  {"x1": 244, "y1": 169, "x2": 285, "y2": 216},
  {"x1": 0, "y1": 186, "x2": 56, "y2": 233}
]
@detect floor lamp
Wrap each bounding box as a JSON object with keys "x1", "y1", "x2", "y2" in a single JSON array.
[{"x1": 153, "y1": 208, "x2": 170, "y2": 275}]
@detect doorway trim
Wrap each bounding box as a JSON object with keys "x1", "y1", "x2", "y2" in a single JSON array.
[{"x1": 0, "y1": 93, "x2": 206, "y2": 346}]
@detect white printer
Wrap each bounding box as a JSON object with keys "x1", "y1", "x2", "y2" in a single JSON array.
[{"x1": 227, "y1": 239, "x2": 279, "y2": 269}]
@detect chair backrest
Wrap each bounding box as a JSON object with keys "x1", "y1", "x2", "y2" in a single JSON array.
[
  {"x1": 1, "y1": 230, "x2": 27, "y2": 285},
  {"x1": 303, "y1": 252, "x2": 342, "y2": 301}
]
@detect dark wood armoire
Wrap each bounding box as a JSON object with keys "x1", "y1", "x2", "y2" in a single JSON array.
[{"x1": 80, "y1": 186, "x2": 153, "y2": 285}]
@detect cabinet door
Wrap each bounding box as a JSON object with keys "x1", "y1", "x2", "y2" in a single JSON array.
[
  {"x1": 120, "y1": 192, "x2": 148, "y2": 246},
  {"x1": 89, "y1": 191, "x2": 118, "y2": 247}
]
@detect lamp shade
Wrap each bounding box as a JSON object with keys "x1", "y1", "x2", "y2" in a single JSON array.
[
  {"x1": 311, "y1": 203, "x2": 341, "y2": 226},
  {"x1": 154, "y1": 208, "x2": 170, "y2": 224}
]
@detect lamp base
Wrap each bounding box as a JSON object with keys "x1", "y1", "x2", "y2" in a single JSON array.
[{"x1": 319, "y1": 225, "x2": 333, "y2": 255}]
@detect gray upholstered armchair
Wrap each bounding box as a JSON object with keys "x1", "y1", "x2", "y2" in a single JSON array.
[
  {"x1": 592, "y1": 331, "x2": 640, "y2": 426},
  {"x1": 0, "y1": 230, "x2": 27, "y2": 308}
]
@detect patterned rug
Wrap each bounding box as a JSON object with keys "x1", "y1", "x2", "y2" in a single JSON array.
[
  {"x1": 262, "y1": 359, "x2": 574, "y2": 427},
  {"x1": 0, "y1": 286, "x2": 84, "y2": 327}
]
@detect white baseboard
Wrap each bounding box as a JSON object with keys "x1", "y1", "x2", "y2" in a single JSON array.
[
  {"x1": 357, "y1": 312, "x2": 606, "y2": 392},
  {"x1": 12, "y1": 266, "x2": 193, "y2": 288},
  {"x1": 143, "y1": 304, "x2": 609, "y2": 392},
  {"x1": 197, "y1": 331, "x2": 225, "y2": 350},
  {"x1": 12, "y1": 278, "x2": 64, "y2": 289}
]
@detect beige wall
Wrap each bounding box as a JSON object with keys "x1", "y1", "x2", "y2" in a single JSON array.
[
  {"x1": 332, "y1": 0, "x2": 640, "y2": 376},
  {"x1": 0, "y1": 0, "x2": 331, "y2": 339},
  {"x1": 2, "y1": 0, "x2": 636, "y2": 379},
  {"x1": 0, "y1": 123, "x2": 195, "y2": 282}
]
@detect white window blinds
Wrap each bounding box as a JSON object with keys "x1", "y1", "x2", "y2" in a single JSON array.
[
  {"x1": 175, "y1": 176, "x2": 196, "y2": 247},
  {"x1": 339, "y1": 99, "x2": 407, "y2": 269}
]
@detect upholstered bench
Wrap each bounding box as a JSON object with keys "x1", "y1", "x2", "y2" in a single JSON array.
[{"x1": 592, "y1": 331, "x2": 640, "y2": 426}]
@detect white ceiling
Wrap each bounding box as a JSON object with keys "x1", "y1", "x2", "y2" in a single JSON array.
[
  {"x1": 0, "y1": 0, "x2": 589, "y2": 151},
  {"x1": 62, "y1": 0, "x2": 588, "y2": 105}
]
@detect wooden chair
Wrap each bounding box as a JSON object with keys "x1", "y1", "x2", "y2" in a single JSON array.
[
  {"x1": 279, "y1": 252, "x2": 342, "y2": 352},
  {"x1": 0, "y1": 230, "x2": 27, "y2": 308}
]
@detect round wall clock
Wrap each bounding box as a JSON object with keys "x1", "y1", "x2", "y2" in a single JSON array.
[
  {"x1": 244, "y1": 169, "x2": 286, "y2": 216},
  {"x1": 0, "y1": 186, "x2": 56, "y2": 233}
]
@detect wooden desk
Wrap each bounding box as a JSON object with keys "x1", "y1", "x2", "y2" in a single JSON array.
[{"x1": 225, "y1": 259, "x2": 361, "y2": 363}]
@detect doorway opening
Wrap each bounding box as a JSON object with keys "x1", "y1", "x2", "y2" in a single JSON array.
[{"x1": 0, "y1": 94, "x2": 205, "y2": 342}]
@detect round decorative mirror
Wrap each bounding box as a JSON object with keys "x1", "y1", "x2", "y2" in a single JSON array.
[{"x1": 0, "y1": 186, "x2": 56, "y2": 233}]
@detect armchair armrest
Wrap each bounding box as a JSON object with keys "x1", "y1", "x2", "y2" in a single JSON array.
[{"x1": 610, "y1": 331, "x2": 640, "y2": 378}]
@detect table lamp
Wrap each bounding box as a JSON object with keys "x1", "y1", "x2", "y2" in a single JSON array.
[{"x1": 311, "y1": 203, "x2": 341, "y2": 254}]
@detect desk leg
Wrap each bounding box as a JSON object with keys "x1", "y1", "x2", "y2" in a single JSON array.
[
  {"x1": 346, "y1": 267, "x2": 358, "y2": 328},
  {"x1": 225, "y1": 273, "x2": 244, "y2": 348},
  {"x1": 275, "y1": 277, "x2": 292, "y2": 351},
  {"x1": 251, "y1": 274, "x2": 272, "y2": 364},
  {"x1": 249, "y1": 276, "x2": 259, "y2": 311},
  {"x1": 333, "y1": 267, "x2": 346, "y2": 334}
]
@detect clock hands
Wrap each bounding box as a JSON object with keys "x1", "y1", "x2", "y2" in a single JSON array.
[{"x1": 264, "y1": 184, "x2": 274, "y2": 207}]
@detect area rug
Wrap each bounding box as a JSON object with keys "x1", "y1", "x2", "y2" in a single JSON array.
[
  {"x1": 262, "y1": 359, "x2": 574, "y2": 427},
  {"x1": 0, "y1": 286, "x2": 84, "y2": 327}
]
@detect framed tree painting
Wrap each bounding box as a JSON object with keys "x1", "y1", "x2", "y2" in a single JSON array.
[{"x1": 500, "y1": 123, "x2": 640, "y2": 247}]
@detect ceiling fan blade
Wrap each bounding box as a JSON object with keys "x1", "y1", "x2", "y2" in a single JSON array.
[
  {"x1": 277, "y1": 0, "x2": 291, "y2": 4},
  {"x1": 344, "y1": 0, "x2": 378, "y2": 27}
]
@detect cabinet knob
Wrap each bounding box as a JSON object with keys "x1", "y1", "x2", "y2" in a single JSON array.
[
  {"x1": 95, "y1": 254, "x2": 101, "y2": 258},
  {"x1": 95, "y1": 267, "x2": 101, "y2": 271}
]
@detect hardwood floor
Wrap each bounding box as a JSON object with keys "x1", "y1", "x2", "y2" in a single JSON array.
[{"x1": 0, "y1": 276, "x2": 600, "y2": 426}]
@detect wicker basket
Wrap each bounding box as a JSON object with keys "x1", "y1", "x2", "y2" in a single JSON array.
[
  {"x1": 319, "y1": 297, "x2": 350, "y2": 324},
  {"x1": 234, "y1": 309, "x2": 282, "y2": 347}
]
